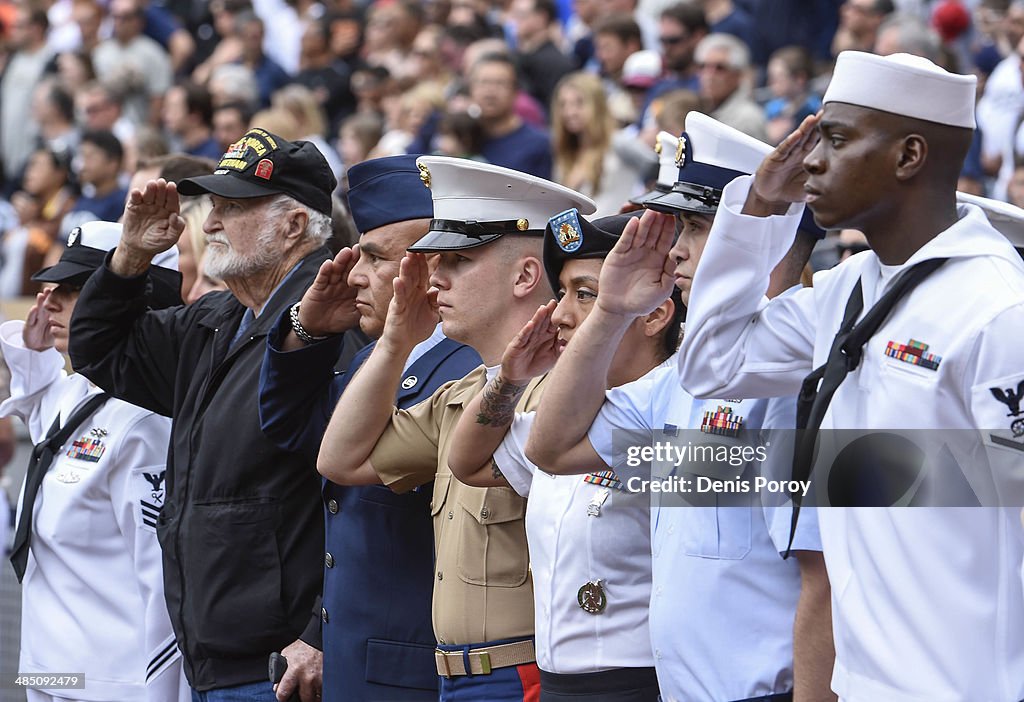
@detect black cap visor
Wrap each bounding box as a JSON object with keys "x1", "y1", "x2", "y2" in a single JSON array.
[
  {"x1": 31, "y1": 246, "x2": 107, "y2": 286},
  {"x1": 407, "y1": 229, "x2": 505, "y2": 252},
  {"x1": 629, "y1": 183, "x2": 672, "y2": 207},
  {"x1": 177, "y1": 173, "x2": 285, "y2": 201},
  {"x1": 645, "y1": 181, "x2": 721, "y2": 216}
]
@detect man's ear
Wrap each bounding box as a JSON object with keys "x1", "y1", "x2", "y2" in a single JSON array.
[
  {"x1": 285, "y1": 208, "x2": 309, "y2": 240},
  {"x1": 511, "y1": 255, "x2": 547, "y2": 299},
  {"x1": 894, "y1": 134, "x2": 928, "y2": 181}
]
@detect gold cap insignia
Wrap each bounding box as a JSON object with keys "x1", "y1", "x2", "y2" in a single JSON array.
[
  {"x1": 558, "y1": 222, "x2": 580, "y2": 248},
  {"x1": 674, "y1": 136, "x2": 687, "y2": 168},
  {"x1": 654, "y1": 140, "x2": 662, "y2": 155},
  {"x1": 417, "y1": 163, "x2": 431, "y2": 188},
  {"x1": 516, "y1": 218, "x2": 529, "y2": 231}
]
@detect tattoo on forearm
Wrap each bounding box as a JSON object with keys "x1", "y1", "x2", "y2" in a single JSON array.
[
  {"x1": 476, "y1": 375, "x2": 527, "y2": 427},
  {"x1": 491, "y1": 459, "x2": 504, "y2": 480}
]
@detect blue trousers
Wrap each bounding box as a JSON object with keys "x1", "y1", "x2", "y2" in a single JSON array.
[
  {"x1": 191, "y1": 681, "x2": 279, "y2": 702},
  {"x1": 436, "y1": 640, "x2": 540, "y2": 702}
]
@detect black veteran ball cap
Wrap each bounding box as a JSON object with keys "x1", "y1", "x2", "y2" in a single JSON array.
[
  {"x1": 408, "y1": 156, "x2": 596, "y2": 252},
  {"x1": 177, "y1": 127, "x2": 336, "y2": 216},
  {"x1": 543, "y1": 209, "x2": 640, "y2": 292},
  {"x1": 32, "y1": 221, "x2": 182, "y2": 308}
]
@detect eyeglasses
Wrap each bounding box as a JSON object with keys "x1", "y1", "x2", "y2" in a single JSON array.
[
  {"x1": 659, "y1": 34, "x2": 686, "y2": 46},
  {"x1": 699, "y1": 61, "x2": 735, "y2": 73}
]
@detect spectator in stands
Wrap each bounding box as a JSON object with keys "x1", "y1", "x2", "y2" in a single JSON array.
[
  {"x1": 163, "y1": 81, "x2": 224, "y2": 160},
  {"x1": 551, "y1": 72, "x2": 637, "y2": 214},
  {"x1": 273, "y1": 85, "x2": 345, "y2": 181},
  {"x1": 72, "y1": 0, "x2": 105, "y2": 54},
  {"x1": 469, "y1": 52, "x2": 553, "y2": 177},
  {"x1": 510, "y1": 0, "x2": 576, "y2": 110},
  {"x1": 208, "y1": 63, "x2": 260, "y2": 110},
  {"x1": 338, "y1": 113, "x2": 384, "y2": 170},
  {"x1": 363, "y1": 0, "x2": 424, "y2": 81},
  {"x1": 1, "y1": 6, "x2": 51, "y2": 185},
  {"x1": 699, "y1": 0, "x2": 755, "y2": 48},
  {"x1": 647, "y1": 2, "x2": 707, "y2": 103},
  {"x1": 65, "y1": 130, "x2": 127, "y2": 226},
  {"x1": 695, "y1": 33, "x2": 766, "y2": 140},
  {"x1": 92, "y1": 0, "x2": 172, "y2": 127},
  {"x1": 31, "y1": 79, "x2": 80, "y2": 158},
  {"x1": 831, "y1": 0, "x2": 895, "y2": 55},
  {"x1": 764, "y1": 46, "x2": 821, "y2": 145},
  {"x1": 236, "y1": 12, "x2": 291, "y2": 107},
  {"x1": 21, "y1": 147, "x2": 76, "y2": 247},
  {"x1": 874, "y1": 13, "x2": 943, "y2": 62},
  {"x1": 212, "y1": 101, "x2": 252, "y2": 152},
  {"x1": 295, "y1": 17, "x2": 355, "y2": 132},
  {"x1": 76, "y1": 82, "x2": 134, "y2": 147},
  {"x1": 592, "y1": 14, "x2": 643, "y2": 91},
  {"x1": 54, "y1": 50, "x2": 97, "y2": 102},
  {"x1": 434, "y1": 110, "x2": 488, "y2": 159},
  {"x1": 1007, "y1": 157, "x2": 1024, "y2": 208}
]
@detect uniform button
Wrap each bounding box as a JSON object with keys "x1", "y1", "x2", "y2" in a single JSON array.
[
  {"x1": 321, "y1": 607, "x2": 329, "y2": 623},
  {"x1": 325, "y1": 552, "x2": 334, "y2": 568},
  {"x1": 437, "y1": 571, "x2": 444, "y2": 580},
  {"x1": 327, "y1": 499, "x2": 339, "y2": 514},
  {"x1": 447, "y1": 511, "x2": 454, "y2": 520},
  {"x1": 480, "y1": 506, "x2": 491, "y2": 520}
]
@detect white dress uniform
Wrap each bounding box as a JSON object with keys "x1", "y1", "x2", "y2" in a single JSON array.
[
  {"x1": 0, "y1": 321, "x2": 189, "y2": 702},
  {"x1": 677, "y1": 174, "x2": 1024, "y2": 701},
  {"x1": 585, "y1": 354, "x2": 821, "y2": 702},
  {"x1": 491, "y1": 364, "x2": 659, "y2": 676}
]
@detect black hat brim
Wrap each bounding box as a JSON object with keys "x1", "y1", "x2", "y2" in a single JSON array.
[
  {"x1": 178, "y1": 173, "x2": 284, "y2": 201},
  {"x1": 407, "y1": 230, "x2": 505, "y2": 252},
  {"x1": 629, "y1": 185, "x2": 672, "y2": 207},
  {"x1": 645, "y1": 189, "x2": 718, "y2": 215}
]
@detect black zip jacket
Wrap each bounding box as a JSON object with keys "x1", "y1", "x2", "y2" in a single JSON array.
[{"x1": 68, "y1": 246, "x2": 364, "y2": 691}]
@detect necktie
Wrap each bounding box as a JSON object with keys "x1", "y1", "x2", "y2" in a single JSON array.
[
  {"x1": 10, "y1": 392, "x2": 110, "y2": 582},
  {"x1": 784, "y1": 257, "x2": 948, "y2": 556}
]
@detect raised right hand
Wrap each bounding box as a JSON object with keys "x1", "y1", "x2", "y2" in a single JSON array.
[
  {"x1": 380, "y1": 253, "x2": 439, "y2": 353},
  {"x1": 596, "y1": 209, "x2": 676, "y2": 318},
  {"x1": 500, "y1": 300, "x2": 559, "y2": 385},
  {"x1": 22, "y1": 290, "x2": 55, "y2": 352},
  {"x1": 749, "y1": 112, "x2": 822, "y2": 208},
  {"x1": 298, "y1": 247, "x2": 361, "y2": 337},
  {"x1": 121, "y1": 179, "x2": 186, "y2": 256}
]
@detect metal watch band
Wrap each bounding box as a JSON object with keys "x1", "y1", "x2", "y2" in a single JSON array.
[{"x1": 289, "y1": 301, "x2": 330, "y2": 345}]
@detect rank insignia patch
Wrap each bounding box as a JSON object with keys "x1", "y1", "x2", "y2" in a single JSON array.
[
  {"x1": 885, "y1": 338, "x2": 941, "y2": 371},
  {"x1": 550, "y1": 209, "x2": 583, "y2": 252},
  {"x1": 990, "y1": 380, "x2": 1024, "y2": 437},
  {"x1": 67, "y1": 434, "x2": 106, "y2": 462},
  {"x1": 138, "y1": 471, "x2": 166, "y2": 529},
  {"x1": 701, "y1": 405, "x2": 744, "y2": 437}
]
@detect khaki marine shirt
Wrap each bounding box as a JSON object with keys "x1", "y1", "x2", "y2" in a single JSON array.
[{"x1": 370, "y1": 365, "x2": 545, "y2": 645}]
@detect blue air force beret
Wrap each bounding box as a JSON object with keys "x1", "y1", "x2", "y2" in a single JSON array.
[{"x1": 346, "y1": 155, "x2": 434, "y2": 234}]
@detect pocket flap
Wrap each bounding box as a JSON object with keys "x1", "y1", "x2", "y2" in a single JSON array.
[
  {"x1": 430, "y1": 474, "x2": 451, "y2": 516},
  {"x1": 457, "y1": 485, "x2": 526, "y2": 525}
]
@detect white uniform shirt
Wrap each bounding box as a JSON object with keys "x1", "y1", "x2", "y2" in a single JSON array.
[
  {"x1": 587, "y1": 358, "x2": 820, "y2": 702},
  {"x1": 495, "y1": 394, "x2": 660, "y2": 674},
  {"x1": 678, "y1": 175, "x2": 1024, "y2": 702},
  {"x1": 0, "y1": 321, "x2": 188, "y2": 702}
]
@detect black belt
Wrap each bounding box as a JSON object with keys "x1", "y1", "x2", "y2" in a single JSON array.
[
  {"x1": 732, "y1": 693, "x2": 792, "y2": 702},
  {"x1": 540, "y1": 667, "x2": 659, "y2": 701}
]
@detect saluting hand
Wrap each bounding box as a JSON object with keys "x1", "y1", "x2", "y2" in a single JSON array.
[
  {"x1": 113, "y1": 179, "x2": 186, "y2": 277},
  {"x1": 298, "y1": 247, "x2": 361, "y2": 337},
  {"x1": 596, "y1": 209, "x2": 676, "y2": 318},
  {"x1": 380, "y1": 253, "x2": 439, "y2": 353},
  {"x1": 23, "y1": 290, "x2": 55, "y2": 352},
  {"x1": 750, "y1": 111, "x2": 822, "y2": 209},
  {"x1": 500, "y1": 300, "x2": 560, "y2": 385}
]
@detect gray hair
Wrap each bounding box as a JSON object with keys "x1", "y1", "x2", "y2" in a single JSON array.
[
  {"x1": 265, "y1": 194, "x2": 332, "y2": 247},
  {"x1": 876, "y1": 14, "x2": 942, "y2": 63},
  {"x1": 694, "y1": 33, "x2": 751, "y2": 71}
]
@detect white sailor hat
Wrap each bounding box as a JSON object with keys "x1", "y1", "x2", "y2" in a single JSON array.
[
  {"x1": 646, "y1": 112, "x2": 771, "y2": 215},
  {"x1": 409, "y1": 156, "x2": 596, "y2": 252},
  {"x1": 631, "y1": 131, "x2": 681, "y2": 206},
  {"x1": 956, "y1": 191, "x2": 1024, "y2": 247},
  {"x1": 824, "y1": 51, "x2": 976, "y2": 129}
]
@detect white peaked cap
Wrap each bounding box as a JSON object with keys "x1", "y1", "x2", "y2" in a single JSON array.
[
  {"x1": 683, "y1": 111, "x2": 773, "y2": 174},
  {"x1": 410, "y1": 156, "x2": 596, "y2": 251},
  {"x1": 824, "y1": 51, "x2": 976, "y2": 129},
  {"x1": 957, "y1": 191, "x2": 1024, "y2": 247}
]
